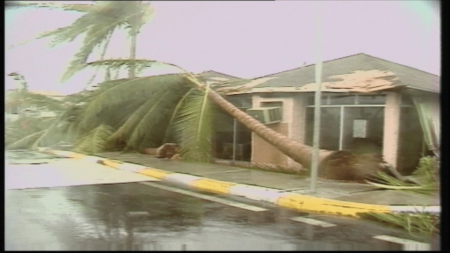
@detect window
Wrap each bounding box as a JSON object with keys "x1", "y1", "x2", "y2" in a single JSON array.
[
  {"x1": 305, "y1": 107, "x2": 341, "y2": 150},
  {"x1": 307, "y1": 94, "x2": 386, "y2": 106},
  {"x1": 227, "y1": 97, "x2": 252, "y2": 109},
  {"x1": 261, "y1": 101, "x2": 283, "y2": 109},
  {"x1": 357, "y1": 95, "x2": 386, "y2": 105},
  {"x1": 329, "y1": 95, "x2": 355, "y2": 105},
  {"x1": 401, "y1": 94, "x2": 414, "y2": 106},
  {"x1": 342, "y1": 107, "x2": 384, "y2": 154},
  {"x1": 306, "y1": 95, "x2": 328, "y2": 105}
]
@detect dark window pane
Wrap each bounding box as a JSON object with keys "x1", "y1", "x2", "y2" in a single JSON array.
[
  {"x1": 401, "y1": 94, "x2": 414, "y2": 105},
  {"x1": 398, "y1": 107, "x2": 423, "y2": 174},
  {"x1": 305, "y1": 107, "x2": 340, "y2": 150},
  {"x1": 329, "y1": 95, "x2": 355, "y2": 105},
  {"x1": 227, "y1": 97, "x2": 252, "y2": 109},
  {"x1": 306, "y1": 95, "x2": 328, "y2": 105},
  {"x1": 357, "y1": 95, "x2": 386, "y2": 105},
  {"x1": 261, "y1": 101, "x2": 283, "y2": 108}
]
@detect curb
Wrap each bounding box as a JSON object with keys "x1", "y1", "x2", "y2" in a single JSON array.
[{"x1": 41, "y1": 149, "x2": 440, "y2": 217}]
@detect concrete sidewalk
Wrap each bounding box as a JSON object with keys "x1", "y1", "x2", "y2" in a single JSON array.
[
  {"x1": 39, "y1": 149, "x2": 440, "y2": 217},
  {"x1": 94, "y1": 151, "x2": 439, "y2": 206}
]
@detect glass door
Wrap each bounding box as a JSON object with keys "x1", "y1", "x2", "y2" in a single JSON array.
[
  {"x1": 342, "y1": 107, "x2": 384, "y2": 154},
  {"x1": 305, "y1": 107, "x2": 341, "y2": 150}
]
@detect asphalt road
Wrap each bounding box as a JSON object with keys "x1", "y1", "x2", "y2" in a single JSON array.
[{"x1": 5, "y1": 151, "x2": 439, "y2": 251}]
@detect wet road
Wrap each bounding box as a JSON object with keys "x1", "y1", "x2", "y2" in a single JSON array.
[{"x1": 5, "y1": 152, "x2": 439, "y2": 250}]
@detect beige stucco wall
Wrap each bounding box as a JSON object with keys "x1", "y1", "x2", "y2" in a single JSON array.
[
  {"x1": 288, "y1": 94, "x2": 307, "y2": 169},
  {"x1": 251, "y1": 94, "x2": 307, "y2": 169},
  {"x1": 383, "y1": 92, "x2": 401, "y2": 169}
]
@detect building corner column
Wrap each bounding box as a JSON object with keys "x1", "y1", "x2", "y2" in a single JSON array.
[
  {"x1": 383, "y1": 92, "x2": 401, "y2": 169},
  {"x1": 250, "y1": 94, "x2": 262, "y2": 163}
]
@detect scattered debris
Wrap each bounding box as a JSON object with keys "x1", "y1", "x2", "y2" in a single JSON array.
[{"x1": 126, "y1": 211, "x2": 150, "y2": 218}]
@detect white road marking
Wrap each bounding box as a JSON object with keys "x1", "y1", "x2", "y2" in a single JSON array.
[
  {"x1": 163, "y1": 173, "x2": 201, "y2": 184},
  {"x1": 290, "y1": 217, "x2": 336, "y2": 228},
  {"x1": 6, "y1": 159, "x2": 159, "y2": 190},
  {"x1": 229, "y1": 185, "x2": 284, "y2": 204},
  {"x1": 140, "y1": 182, "x2": 267, "y2": 212},
  {"x1": 117, "y1": 162, "x2": 147, "y2": 172},
  {"x1": 374, "y1": 235, "x2": 431, "y2": 251}
]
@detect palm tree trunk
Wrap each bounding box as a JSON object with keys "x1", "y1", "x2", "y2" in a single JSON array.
[
  {"x1": 128, "y1": 31, "x2": 137, "y2": 78},
  {"x1": 102, "y1": 32, "x2": 112, "y2": 81},
  {"x1": 186, "y1": 75, "x2": 401, "y2": 180},
  {"x1": 206, "y1": 89, "x2": 333, "y2": 171}
]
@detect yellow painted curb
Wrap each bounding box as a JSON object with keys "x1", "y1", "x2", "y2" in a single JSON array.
[
  {"x1": 276, "y1": 193, "x2": 391, "y2": 217},
  {"x1": 190, "y1": 178, "x2": 237, "y2": 194},
  {"x1": 37, "y1": 149, "x2": 402, "y2": 218},
  {"x1": 101, "y1": 159, "x2": 123, "y2": 169},
  {"x1": 68, "y1": 153, "x2": 87, "y2": 159},
  {"x1": 139, "y1": 168, "x2": 173, "y2": 179},
  {"x1": 50, "y1": 150, "x2": 72, "y2": 157},
  {"x1": 47, "y1": 150, "x2": 86, "y2": 159}
]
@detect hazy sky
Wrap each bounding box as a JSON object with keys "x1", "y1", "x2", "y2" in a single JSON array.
[{"x1": 5, "y1": 1, "x2": 440, "y2": 95}]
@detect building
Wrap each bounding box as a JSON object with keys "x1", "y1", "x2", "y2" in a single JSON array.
[
  {"x1": 5, "y1": 89, "x2": 65, "y2": 123},
  {"x1": 215, "y1": 53, "x2": 439, "y2": 175},
  {"x1": 28, "y1": 90, "x2": 66, "y2": 101}
]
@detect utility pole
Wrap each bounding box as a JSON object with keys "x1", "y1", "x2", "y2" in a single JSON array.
[
  {"x1": 232, "y1": 118, "x2": 237, "y2": 164},
  {"x1": 310, "y1": 2, "x2": 323, "y2": 194}
]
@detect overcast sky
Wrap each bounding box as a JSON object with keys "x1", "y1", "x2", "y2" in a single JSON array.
[{"x1": 5, "y1": 1, "x2": 440, "y2": 95}]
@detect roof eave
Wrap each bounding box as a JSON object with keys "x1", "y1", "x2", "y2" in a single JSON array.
[{"x1": 405, "y1": 85, "x2": 440, "y2": 94}]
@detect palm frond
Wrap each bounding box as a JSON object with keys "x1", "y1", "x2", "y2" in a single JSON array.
[
  {"x1": 162, "y1": 88, "x2": 196, "y2": 143},
  {"x1": 60, "y1": 24, "x2": 124, "y2": 82},
  {"x1": 73, "y1": 124, "x2": 115, "y2": 155},
  {"x1": 60, "y1": 2, "x2": 155, "y2": 82},
  {"x1": 365, "y1": 212, "x2": 439, "y2": 235},
  {"x1": 123, "y1": 1, "x2": 154, "y2": 33},
  {"x1": 83, "y1": 29, "x2": 114, "y2": 88},
  {"x1": 76, "y1": 59, "x2": 192, "y2": 81},
  {"x1": 6, "y1": 1, "x2": 93, "y2": 12},
  {"x1": 412, "y1": 156, "x2": 436, "y2": 183},
  {"x1": 369, "y1": 171, "x2": 438, "y2": 195},
  {"x1": 106, "y1": 79, "x2": 187, "y2": 147},
  {"x1": 128, "y1": 85, "x2": 190, "y2": 150},
  {"x1": 87, "y1": 59, "x2": 157, "y2": 72},
  {"x1": 10, "y1": 2, "x2": 148, "y2": 82},
  {"x1": 369, "y1": 156, "x2": 439, "y2": 195},
  {"x1": 6, "y1": 130, "x2": 47, "y2": 150},
  {"x1": 75, "y1": 74, "x2": 190, "y2": 135},
  {"x1": 174, "y1": 87, "x2": 214, "y2": 163}
]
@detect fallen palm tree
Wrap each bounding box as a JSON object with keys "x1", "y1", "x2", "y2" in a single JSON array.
[
  {"x1": 101, "y1": 60, "x2": 406, "y2": 181},
  {"x1": 367, "y1": 156, "x2": 439, "y2": 194}
]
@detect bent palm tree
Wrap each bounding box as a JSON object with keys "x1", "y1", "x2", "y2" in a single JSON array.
[{"x1": 8, "y1": 1, "x2": 153, "y2": 81}]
